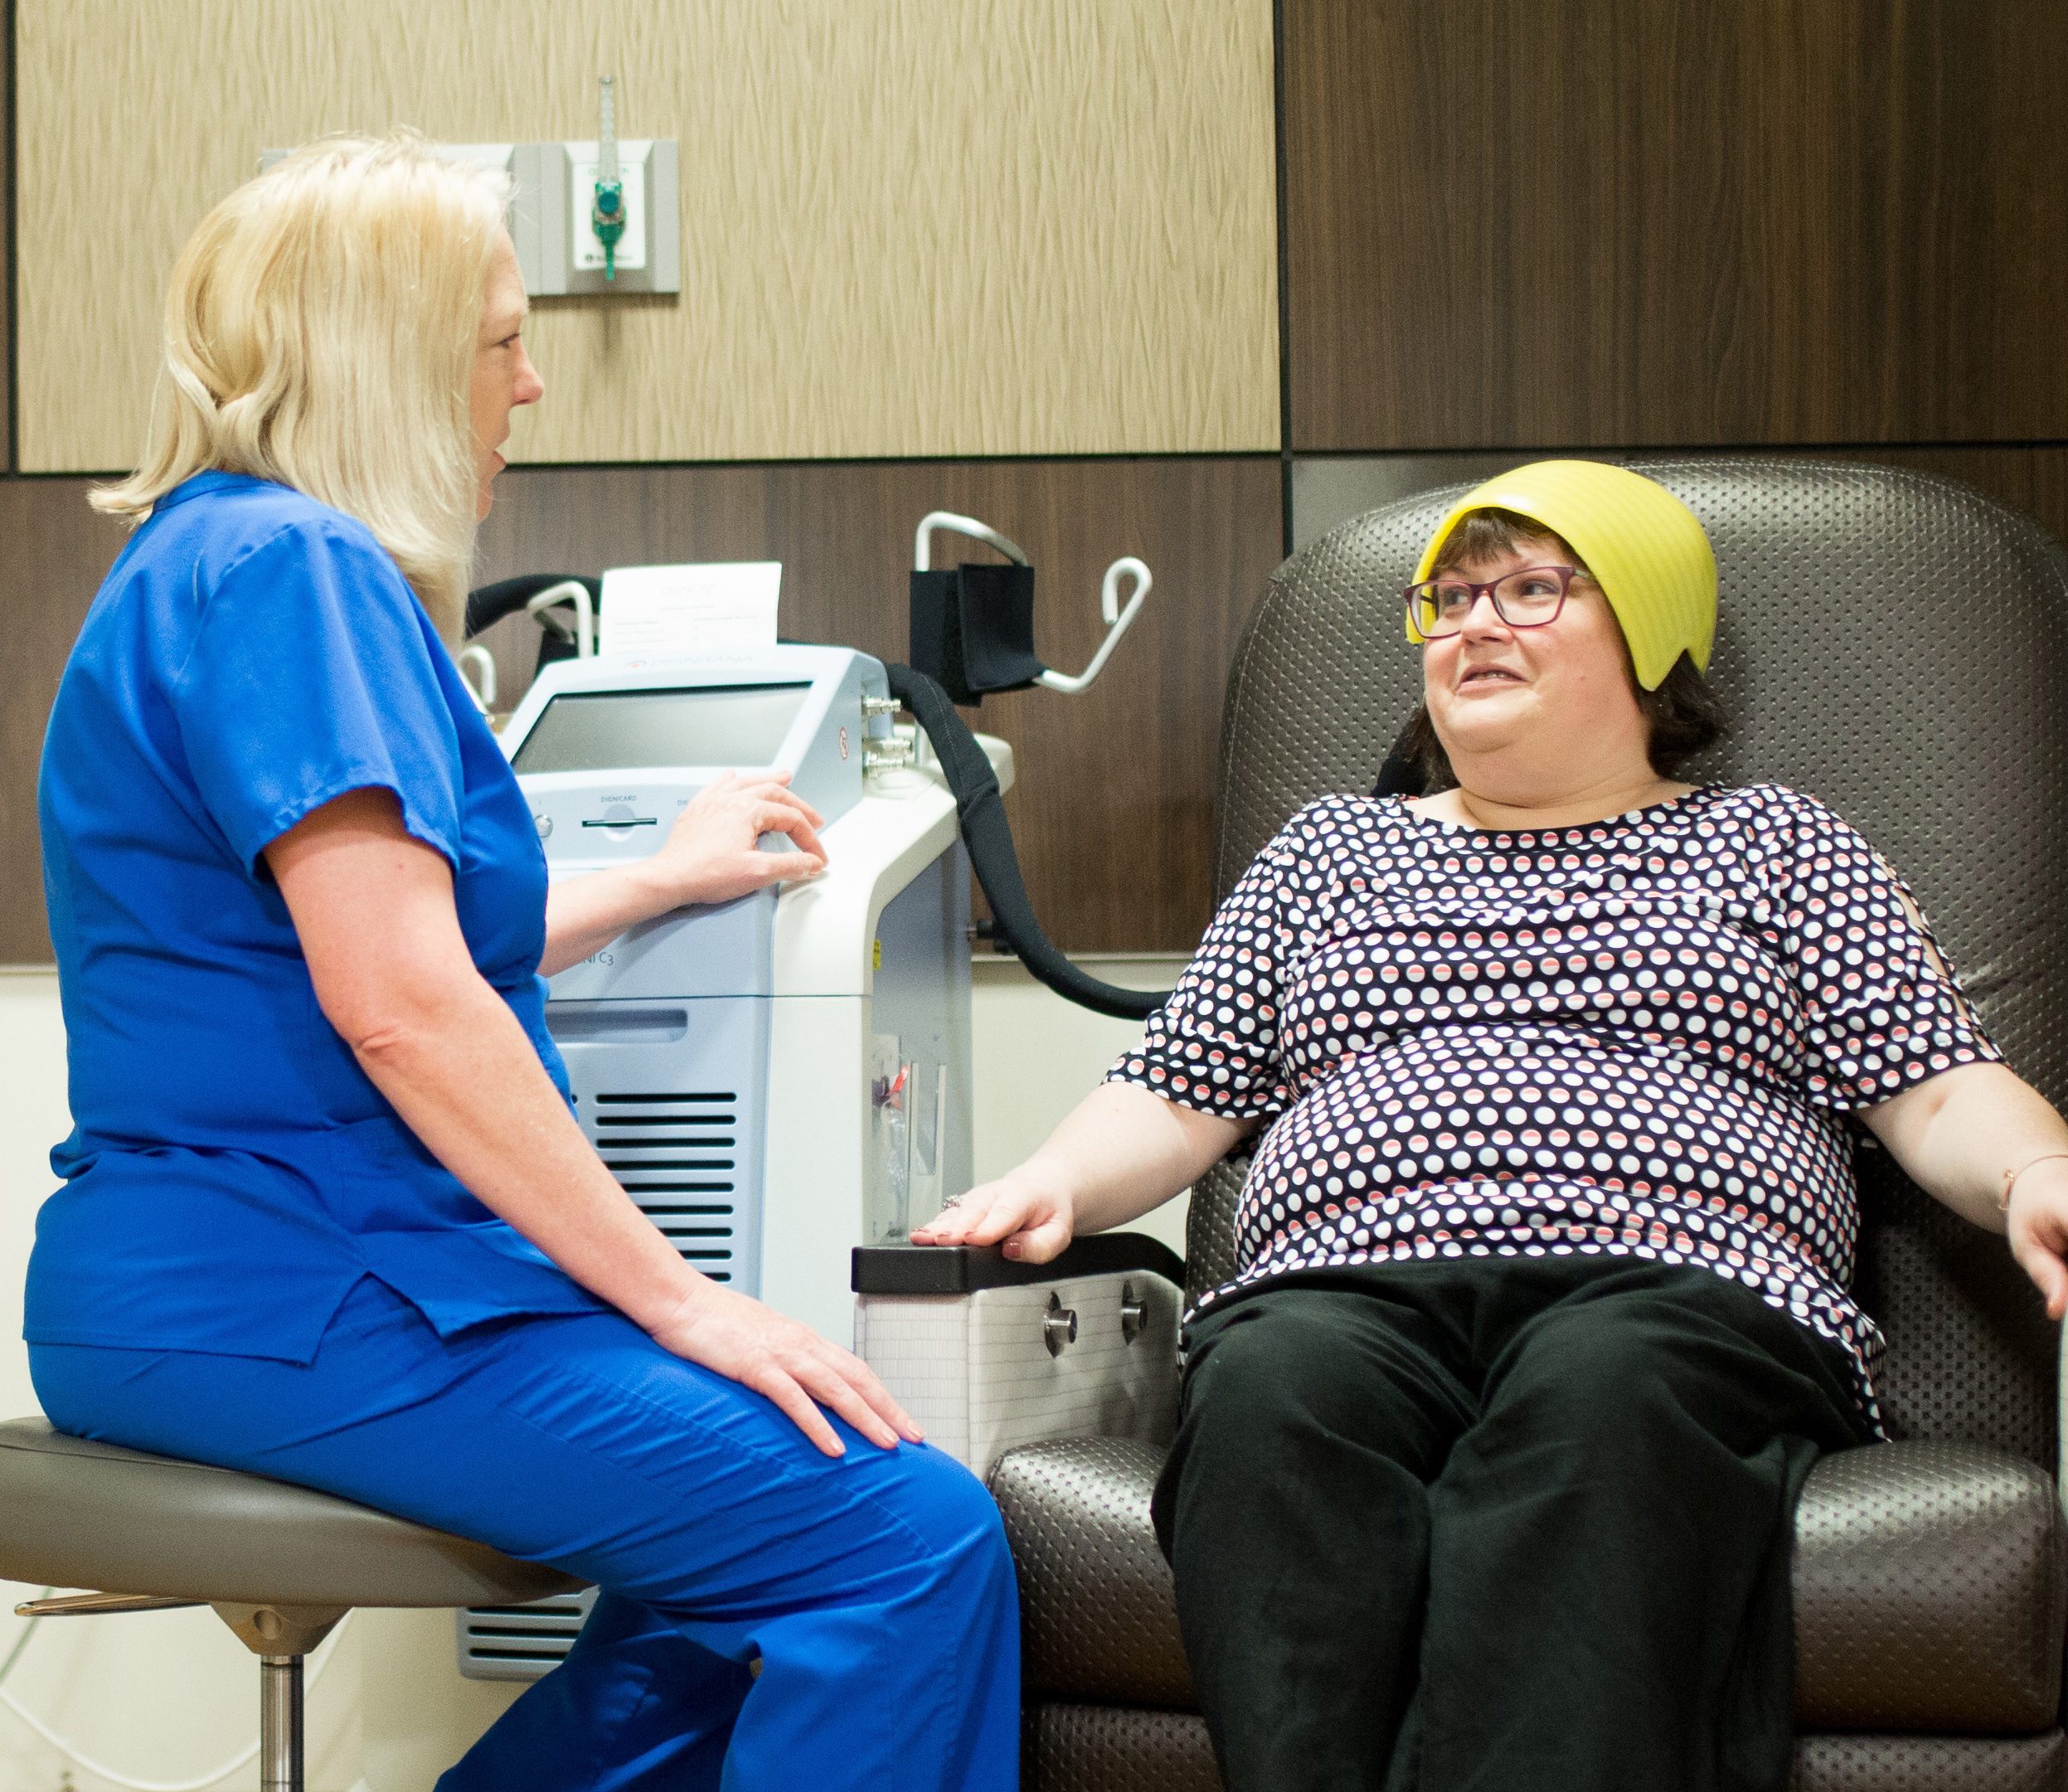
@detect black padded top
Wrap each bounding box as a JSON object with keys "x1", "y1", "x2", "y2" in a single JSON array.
[
  {"x1": 0, "y1": 1418, "x2": 586, "y2": 1609},
  {"x1": 1198, "y1": 458, "x2": 2068, "y2": 1462}
]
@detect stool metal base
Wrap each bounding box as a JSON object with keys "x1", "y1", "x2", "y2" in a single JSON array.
[
  {"x1": 226, "y1": 1605, "x2": 342, "y2": 1792},
  {"x1": 261, "y1": 1655, "x2": 303, "y2": 1792},
  {"x1": 18, "y1": 1591, "x2": 338, "y2": 1791}
]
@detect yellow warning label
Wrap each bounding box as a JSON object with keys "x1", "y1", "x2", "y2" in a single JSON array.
[{"x1": 872, "y1": 938, "x2": 883, "y2": 969}]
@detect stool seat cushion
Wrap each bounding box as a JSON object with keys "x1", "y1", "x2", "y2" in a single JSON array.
[{"x1": 0, "y1": 1418, "x2": 585, "y2": 1610}]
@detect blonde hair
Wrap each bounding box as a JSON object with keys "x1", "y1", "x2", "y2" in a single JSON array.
[{"x1": 94, "y1": 132, "x2": 510, "y2": 639}]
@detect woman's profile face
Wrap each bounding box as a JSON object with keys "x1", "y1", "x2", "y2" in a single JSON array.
[
  {"x1": 1420, "y1": 533, "x2": 1648, "y2": 770},
  {"x1": 469, "y1": 232, "x2": 544, "y2": 521}
]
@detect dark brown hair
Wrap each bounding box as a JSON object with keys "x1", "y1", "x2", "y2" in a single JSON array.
[{"x1": 1402, "y1": 507, "x2": 1728, "y2": 789}]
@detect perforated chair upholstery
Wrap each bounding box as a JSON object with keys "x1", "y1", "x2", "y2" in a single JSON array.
[
  {"x1": 997, "y1": 1434, "x2": 2067, "y2": 1728},
  {"x1": 1000, "y1": 460, "x2": 2068, "y2": 1791}
]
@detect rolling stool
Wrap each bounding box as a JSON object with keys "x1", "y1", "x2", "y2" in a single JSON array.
[{"x1": 0, "y1": 1417, "x2": 587, "y2": 1790}]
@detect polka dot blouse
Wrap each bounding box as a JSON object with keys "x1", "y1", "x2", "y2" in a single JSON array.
[{"x1": 1109, "y1": 784, "x2": 2000, "y2": 1425}]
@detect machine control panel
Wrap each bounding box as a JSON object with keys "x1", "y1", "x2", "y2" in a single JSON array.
[
  {"x1": 505, "y1": 643, "x2": 884, "y2": 765},
  {"x1": 502, "y1": 643, "x2": 892, "y2": 872},
  {"x1": 499, "y1": 644, "x2": 898, "y2": 1002}
]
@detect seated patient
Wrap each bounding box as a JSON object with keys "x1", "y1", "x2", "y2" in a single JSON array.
[{"x1": 917, "y1": 459, "x2": 2068, "y2": 1792}]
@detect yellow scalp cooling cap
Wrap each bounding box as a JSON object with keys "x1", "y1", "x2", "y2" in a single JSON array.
[{"x1": 1407, "y1": 460, "x2": 1717, "y2": 690}]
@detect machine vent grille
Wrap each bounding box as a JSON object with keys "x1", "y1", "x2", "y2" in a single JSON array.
[
  {"x1": 590, "y1": 1091, "x2": 740, "y2": 1280},
  {"x1": 457, "y1": 1589, "x2": 597, "y2": 1681}
]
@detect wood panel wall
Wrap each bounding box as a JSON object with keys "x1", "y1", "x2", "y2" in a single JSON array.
[
  {"x1": 0, "y1": 461, "x2": 1280, "y2": 964},
  {"x1": 1282, "y1": 0, "x2": 2068, "y2": 451},
  {"x1": 17, "y1": 0, "x2": 1279, "y2": 471},
  {"x1": 1278, "y1": 0, "x2": 2068, "y2": 770},
  {"x1": 0, "y1": 484, "x2": 132, "y2": 964},
  {"x1": 0, "y1": 12, "x2": 11, "y2": 477}
]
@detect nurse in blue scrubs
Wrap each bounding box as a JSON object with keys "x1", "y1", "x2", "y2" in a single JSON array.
[{"x1": 28, "y1": 134, "x2": 1017, "y2": 1791}]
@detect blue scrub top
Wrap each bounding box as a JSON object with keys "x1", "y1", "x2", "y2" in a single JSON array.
[{"x1": 31, "y1": 473, "x2": 608, "y2": 1362}]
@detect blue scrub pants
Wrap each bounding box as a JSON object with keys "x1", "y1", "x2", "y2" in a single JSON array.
[{"x1": 30, "y1": 1276, "x2": 1019, "y2": 1791}]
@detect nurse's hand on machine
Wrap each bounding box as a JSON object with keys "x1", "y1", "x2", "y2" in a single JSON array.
[
  {"x1": 646, "y1": 1278, "x2": 923, "y2": 1459},
  {"x1": 541, "y1": 772, "x2": 826, "y2": 976},
  {"x1": 651, "y1": 771, "x2": 827, "y2": 906}
]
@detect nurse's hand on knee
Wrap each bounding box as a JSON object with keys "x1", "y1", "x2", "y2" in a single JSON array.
[
  {"x1": 910, "y1": 1169, "x2": 1075, "y2": 1264},
  {"x1": 648, "y1": 772, "x2": 828, "y2": 909},
  {"x1": 648, "y1": 1281, "x2": 923, "y2": 1457}
]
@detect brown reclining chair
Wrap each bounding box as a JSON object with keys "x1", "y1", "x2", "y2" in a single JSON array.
[{"x1": 867, "y1": 458, "x2": 2068, "y2": 1792}]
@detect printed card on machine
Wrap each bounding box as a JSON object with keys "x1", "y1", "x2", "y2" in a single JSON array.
[{"x1": 599, "y1": 562, "x2": 783, "y2": 656}]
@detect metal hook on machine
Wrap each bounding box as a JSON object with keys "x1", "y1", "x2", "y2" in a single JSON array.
[
  {"x1": 1035, "y1": 556, "x2": 1151, "y2": 695},
  {"x1": 456, "y1": 644, "x2": 498, "y2": 713},
  {"x1": 914, "y1": 512, "x2": 1030, "y2": 573},
  {"x1": 526, "y1": 579, "x2": 596, "y2": 658}
]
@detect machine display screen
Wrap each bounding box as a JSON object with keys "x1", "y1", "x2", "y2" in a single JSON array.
[{"x1": 511, "y1": 683, "x2": 813, "y2": 773}]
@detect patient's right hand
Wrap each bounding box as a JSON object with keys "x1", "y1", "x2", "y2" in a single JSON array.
[{"x1": 910, "y1": 1168, "x2": 1075, "y2": 1264}]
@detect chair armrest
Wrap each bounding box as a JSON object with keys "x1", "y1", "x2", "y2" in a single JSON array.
[
  {"x1": 852, "y1": 1236, "x2": 1183, "y2": 1479},
  {"x1": 851, "y1": 1235, "x2": 1187, "y2": 1296}
]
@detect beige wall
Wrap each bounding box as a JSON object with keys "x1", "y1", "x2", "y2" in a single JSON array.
[{"x1": 18, "y1": 0, "x2": 1279, "y2": 472}]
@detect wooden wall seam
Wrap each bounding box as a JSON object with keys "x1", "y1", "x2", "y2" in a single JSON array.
[
  {"x1": 1271, "y1": 0, "x2": 1294, "y2": 561},
  {"x1": 1289, "y1": 445, "x2": 2068, "y2": 573},
  {"x1": 2, "y1": 0, "x2": 13, "y2": 475}
]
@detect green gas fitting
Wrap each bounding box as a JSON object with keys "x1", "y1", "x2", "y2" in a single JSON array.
[
  {"x1": 593, "y1": 75, "x2": 624, "y2": 282},
  {"x1": 592, "y1": 180, "x2": 625, "y2": 281}
]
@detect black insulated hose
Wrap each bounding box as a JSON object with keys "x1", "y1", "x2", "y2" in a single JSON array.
[{"x1": 886, "y1": 664, "x2": 1174, "y2": 1023}]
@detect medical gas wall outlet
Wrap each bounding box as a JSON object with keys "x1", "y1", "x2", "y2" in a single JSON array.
[{"x1": 508, "y1": 138, "x2": 680, "y2": 297}]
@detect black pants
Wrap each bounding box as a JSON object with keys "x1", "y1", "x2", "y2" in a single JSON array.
[{"x1": 1151, "y1": 1255, "x2": 1875, "y2": 1792}]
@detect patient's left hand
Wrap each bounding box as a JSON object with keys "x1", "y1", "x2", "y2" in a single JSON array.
[{"x1": 910, "y1": 1167, "x2": 1076, "y2": 1264}]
